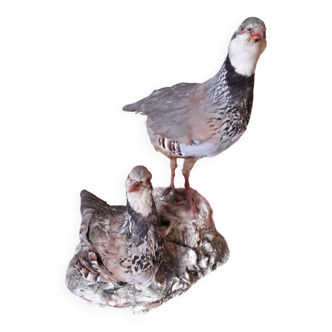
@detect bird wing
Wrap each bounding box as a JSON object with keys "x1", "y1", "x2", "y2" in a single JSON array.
[
  {"x1": 123, "y1": 82, "x2": 213, "y2": 144},
  {"x1": 78, "y1": 190, "x2": 126, "y2": 282}
]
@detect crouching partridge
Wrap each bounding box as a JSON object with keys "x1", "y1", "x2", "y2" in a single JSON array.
[
  {"x1": 77, "y1": 165, "x2": 164, "y2": 287},
  {"x1": 123, "y1": 17, "x2": 267, "y2": 213}
]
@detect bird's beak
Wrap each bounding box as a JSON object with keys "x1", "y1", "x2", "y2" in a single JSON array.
[
  {"x1": 250, "y1": 28, "x2": 264, "y2": 42},
  {"x1": 128, "y1": 181, "x2": 151, "y2": 193},
  {"x1": 128, "y1": 182, "x2": 139, "y2": 193}
]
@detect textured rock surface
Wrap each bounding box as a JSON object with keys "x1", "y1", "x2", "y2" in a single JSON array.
[{"x1": 66, "y1": 187, "x2": 229, "y2": 314}]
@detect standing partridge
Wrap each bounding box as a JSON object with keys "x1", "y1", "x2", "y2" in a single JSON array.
[{"x1": 123, "y1": 17, "x2": 267, "y2": 213}]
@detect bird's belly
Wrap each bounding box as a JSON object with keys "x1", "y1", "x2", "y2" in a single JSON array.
[
  {"x1": 181, "y1": 139, "x2": 238, "y2": 158},
  {"x1": 149, "y1": 130, "x2": 243, "y2": 159}
]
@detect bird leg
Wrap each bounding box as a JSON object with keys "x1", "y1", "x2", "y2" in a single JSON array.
[
  {"x1": 161, "y1": 158, "x2": 178, "y2": 198},
  {"x1": 182, "y1": 157, "x2": 199, "y2": 215},
  {"x1": 169, "y1": 159, "x2": 177, "y2": 190}
]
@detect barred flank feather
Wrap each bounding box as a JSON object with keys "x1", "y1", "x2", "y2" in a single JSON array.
[{"x1": 122, "y1": 17, "x2": 265, "y2": 165}]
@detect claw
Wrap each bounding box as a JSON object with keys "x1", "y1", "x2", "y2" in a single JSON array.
[
  {"x1": 161, "y1": 186, "x2": 177, "y2": 203},
  {"x1": 161, "y1": 186, "x2": 175, "y2": 197}
]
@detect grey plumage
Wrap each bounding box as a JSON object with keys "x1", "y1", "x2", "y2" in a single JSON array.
[
  {"x1": 76, "y1": 166, "x2": 164, "y2": 287},
  {"x1": 123, "y1": 17, "x2": 267, "y2": 212}
]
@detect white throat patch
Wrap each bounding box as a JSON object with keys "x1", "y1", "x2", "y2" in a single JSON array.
[
  {"x1": 228, "y1": 35, "x2": 266, "y2": 77},
  {"x1": 127, "y1": 189, "x2": 154, "y2": 217}
]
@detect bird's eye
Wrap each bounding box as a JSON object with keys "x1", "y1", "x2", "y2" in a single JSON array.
[
  {"x1": 240, "y1": 26, "x2": 245, "y2": 32},
  {"x1": 147, "y1": 178, "x2": 151, "y2": 184}
]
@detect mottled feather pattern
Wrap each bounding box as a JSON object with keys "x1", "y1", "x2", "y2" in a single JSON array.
[
  {"x1": 78, "y1": 208, "x2": 114, "y2": 282},
  {"x1": 124, "y1": 57, "x2": 254, "y2": 159},
  {"x1": 76, "y1": 190, "x2": 164, "y2": 286},
  {"x1": 122, "y1": 17, "x2": 266, "y2": 213},
  {"x1": 204, "y1": 55, "x2": 254, "y2": 148},
  {"x1": 117, "y1": 202, "x2": 158, "y2": 245},
  {"x1": 122, "y1": 15, "x2": 267, "y2": 161}
]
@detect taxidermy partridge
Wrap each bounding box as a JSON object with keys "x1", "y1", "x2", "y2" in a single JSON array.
[
  {"x1": 77, "y1": 166, "x2": 164, "y2": 287},
  {"x1": 123, "y1": 17, "x2": 267, "y2": 213}
]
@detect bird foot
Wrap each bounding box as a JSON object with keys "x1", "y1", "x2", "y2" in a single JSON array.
[
  {"x1": 161, "y1": 186, "x2": 178, "y2": 203},
  {"x1": 161, "y1": 186, "x2": 175, "y2": 196},
  {"x1": 161, "y1": 185, "x2": 196, "y2": 215},
  {"x1": 186, "y1": 189, "x2": 197, "y2": 216}
]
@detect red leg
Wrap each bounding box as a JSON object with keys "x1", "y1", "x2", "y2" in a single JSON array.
[
  {"x1": 169, "y1": 159, "x2": 178, "y2": 190},
  {"x1": 184, "y1": 175, "x2": 196, "y2": 215},
  {"x1": 162, "y1": 159, "x2": 177, "y2": 197},
  {"x1": 182, "y1": 157, "x2": 200, "y2": 215}
]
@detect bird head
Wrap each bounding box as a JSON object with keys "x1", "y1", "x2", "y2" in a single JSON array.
[
  {"x1": 125, "y1": 166, "x2": 154, "y2": 216},
  {"x1": 125, "y1": 165, "x2": 153, "y2": 194},
  {"x1": 228, "y1": 17, "x2": 267, "y2": 77}
]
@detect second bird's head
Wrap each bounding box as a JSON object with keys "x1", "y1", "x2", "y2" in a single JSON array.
[
  {"x1": 125, "y1": 166, "x2": 154, "y2": 216},
  {"x1": 125, "y1": 165, "x2": 153, "y2": 198}
]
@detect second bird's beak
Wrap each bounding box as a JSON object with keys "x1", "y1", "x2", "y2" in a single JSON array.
[
  {"x1": 128, "y1": 181, "x2": 151, "y2": 193},
  {"x1": 250, "y1": 28, "x2": 264, "y2": 42},
  {"x1": 129, "y1": 182, "x2": 139, "y2": 193}
]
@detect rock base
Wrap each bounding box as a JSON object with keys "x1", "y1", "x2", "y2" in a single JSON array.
[{"x1": 66, "y1": 187, "x2": 229, "y2": 314}]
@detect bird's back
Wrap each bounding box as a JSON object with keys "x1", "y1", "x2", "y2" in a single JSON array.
[{"x1": 123, "y1": 82, "x2": 213, "y2": 143}]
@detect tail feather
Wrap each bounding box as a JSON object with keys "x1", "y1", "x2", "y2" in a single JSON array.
[
  {"x1": 80, "y1": 190, "x2": 110, "y2": 215},
  {"x1": 123, "y1": 103, "x2": 146, "y2": 115}
]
